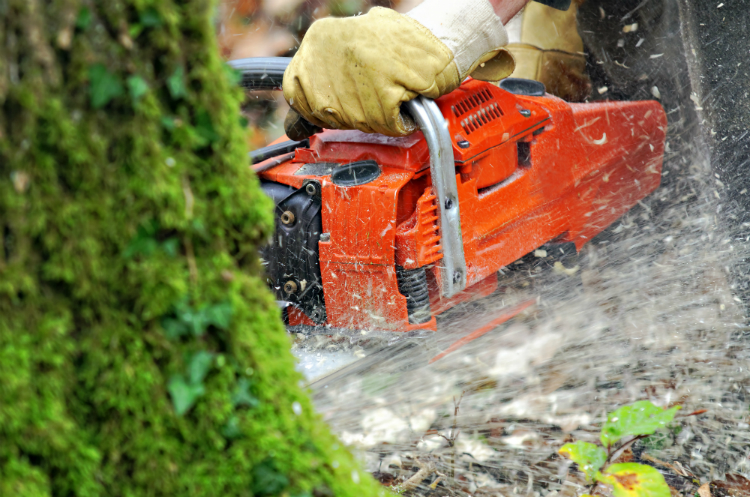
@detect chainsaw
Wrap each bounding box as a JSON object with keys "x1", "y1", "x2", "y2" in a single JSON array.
[{"x1": 232, "y1": 57, "x2": 666, "y2": 381}]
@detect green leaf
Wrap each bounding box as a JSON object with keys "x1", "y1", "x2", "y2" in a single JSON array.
[
  {"x1": 558, "y1": 441, "x2": 607, "y2": 482},
  {"x1": 204, "y1": 301, "x2": 233, "y2": 330},
  {"x1": 177, "y1": 306, "x2": 208, "y2": 337},
  {"x1": 123, "y1": 236, "x2": 158, "y2": 258},
  {"x1": 161, "y1": 237, "x2": 180, "y2": 257},
  {"x1": 221, "y1": 415, "x2": 243, "y2": 439},
  {"x1": 596, "y1": 463, "x2": 671, "y2": 497},
  {"x1": 161, "y1": 116, "x2": 176, "y2": 131},
  {"x1": 191, "y1": 218, "x2": 207, "y2": 237},
  {"x1": 167, "y1": 67, "x2": 187, "y2": 100},
  {"x1": 76, "y1": 7, "x2": 92, "y2": 29},
  {"x1": 126, "y1": 76, "x2": 149, "y2": 102},
  {"x1": 188, "y1": 351, "x2": 214, "y2": 384},
  {"x1": 161, "y1": 298, "x2": 232, "y2": 340},
  {"x1": 232, "y1": 379, "x2": 260, "y2": 409},
  {"x1": 128, "y1": 24, "x2": 144, "y2": 38},
  {"x1": 123, "y1": 221, "x2": 159, "y2": 258},
  {"x1": 168, "y1": 374, "x2": 205, "y2": 416},
  {"x1": 140, "y1": 7, "x2": 162, "y2": 27},
  {"x1": 161, "y1": 317, "x2": 188, "y2": 340},
  {"x1": 89, "y1": 64, "x2": 124, "y2": 109},
  {"x1": 194, "y1": 109, "x2": 219, "y2": 144},
  {"x1": 251, "y1": 458, "x2": 289, "y2": 497},
  {"x1": 600, "y1": 401, "x2": 681, "y2": 448}
]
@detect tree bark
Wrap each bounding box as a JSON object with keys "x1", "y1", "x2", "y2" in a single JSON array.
[{"x1": 0, "y1": 1, "x2": 384, "y2": 495}]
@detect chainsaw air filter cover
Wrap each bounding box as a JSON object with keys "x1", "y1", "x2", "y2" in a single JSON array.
[
  {"x1": 499, "y1": 78, "x2": 546, "y2": 96},
  {"x1": 331, "y1": 160, "x2": 381, "y2": 187}
]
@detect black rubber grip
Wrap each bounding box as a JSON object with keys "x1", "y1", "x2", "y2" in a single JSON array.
[
  {"x1": 533, "y1": 0, "x2": 572, "y2": 10},
  {"x1": 249, "y1": 139, "x2": 309, "y2": 165},
  {"x1": 228, "y1": 57, "x2": 292, "y2": 90}
]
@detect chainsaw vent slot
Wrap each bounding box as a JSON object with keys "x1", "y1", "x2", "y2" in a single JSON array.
[
  {"x1": 396, "y1": 266, "x2": 432, "y2": 324},
  {"x1": 459, "y1": 102, "x2": 503, "y2": 135},
  {"x1": 415, "y1": 190, "x2": 442, "y2": 266},
  {"x1": 451, "y1": 87, "x2": 496, "y2": 118},
  {"x1": 518, "y1": 141, "x2": 531, "y2": 167}
]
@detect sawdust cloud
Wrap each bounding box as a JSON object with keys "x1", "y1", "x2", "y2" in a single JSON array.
[
  {"x1": 296, "y1": 22, "x2": 750, "y2": 497},
  {"x1": 242, "y1": 2, "x2": 750, "y2": 495}
]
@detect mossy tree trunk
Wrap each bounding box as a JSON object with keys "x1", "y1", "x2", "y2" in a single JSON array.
[{"x1": 0, "y1": 1, "x2": 385, "y2": 495}]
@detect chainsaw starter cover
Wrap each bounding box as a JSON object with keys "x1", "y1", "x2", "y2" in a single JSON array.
[{"x1": 259, "y1": 180, "x2": 327, "y2": 324}]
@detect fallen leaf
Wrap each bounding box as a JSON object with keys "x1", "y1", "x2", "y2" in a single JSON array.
[{"x1": 713, "y1": 474, "x2": 750, "y2": 496}]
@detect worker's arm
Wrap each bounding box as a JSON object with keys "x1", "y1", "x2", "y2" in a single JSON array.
[
  {"x1": 283, "y1": 0, "x2": 537, "y2": 139},
  {"x1": 490, "y1": 0, "x2": 530, "y2": 23},
  {"x1": 490, "y1": 0, "x2": 573, "y2": 21}
]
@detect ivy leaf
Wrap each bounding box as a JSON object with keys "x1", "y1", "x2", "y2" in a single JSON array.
[
  {"x1": 194, "y1": 109, "x2": 219, "y2": 144},
  {"x1": 126, "y1": 75, "x2": 149, "y2": 102},
  {"x1": 161, "y1": 116, "x2": 177, "y2": 131},
  {"x1": 167, "y1": 67, "x2": 187, "y2": 100},
  {"x1": 232, "y1": 379, "x2": 260, "y2": 409},
  {"x1": 161, "y1": 317, "x2": 188, "y2": 340},
  {"x1": 168, "y1": 374, "x2": 205, "y2": 416},
  {"x1": 251, "y1": 458, "x2": 289, "y2": 497},
  {"x1": 221, "y1": 415, "x2": 243, "y2": 439},
  {"x1": 123, "y1": 220, "x2": 159, "y2": 258},
  {"x1": 76, "y1": 7, "x2": 92, "y2": 29},
  {"x1": 558, "y1": 441, "x2": 607, "y2": 483},
  {"x1": 204, "y1": 301, "x2": 233, "y2": 330},
  {"x1": 188, "y1": 351, "x2": 215, "y2": 385},
  {"x1": 161, "y1": 237, "x2": 180, "y2": 257},
  {"x1": 600, "y1": 401, "x2": 681, "y2": 448},
  {"x1": 596, "y1": 463, "x2": 671, "y2": 497},
  {"x1": 89, "y1": 64, "x2": 124, "y2": 109},
  {"x1": 128, "y1": 24, "x2": 144, "y2": 38},
  {"x1": 161, "y1": 298, "x2": 232, "y2": 340},
  {"x1": 191, "y1": 218, "x2": 207, "y2": 238},
  {"x1": 123, "y1": 236, "x2": 158, "y2": 258},
  {"x1": 140, "y1": 7, "x2": 162, "y2": 27},
  {"x1": 176, "y1": 305, "x2": 208, "y2": 337}
]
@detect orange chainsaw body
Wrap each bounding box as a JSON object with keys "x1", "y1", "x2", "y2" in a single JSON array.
[{"x1": 257, "y1": 78, "x2": 667, "y2": 331}]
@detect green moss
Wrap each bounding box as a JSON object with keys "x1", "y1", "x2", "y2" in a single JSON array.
[{"x1": 0, "y1": 1, "x2": 387, "y2": 495}]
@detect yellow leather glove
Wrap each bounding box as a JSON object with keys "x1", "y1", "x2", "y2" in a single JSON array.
[{"x1": 283, "y1": 1, "x2": 515, "y2": 139}]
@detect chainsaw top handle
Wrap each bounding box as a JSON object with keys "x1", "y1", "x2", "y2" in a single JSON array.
[{"x1": 229, "y1": 56, "x2": 468, "y2": 298}]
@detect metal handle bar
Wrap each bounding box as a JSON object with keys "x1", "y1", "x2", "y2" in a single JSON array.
[
  {"x1": 229, "y1": 57, "x2": 289, "y2": 90},
  {"x1": 229, "y1": 57, "x2": 467, "y2": 297},
  {"x1": 403, "y1": 98, "x2": 466, "y2": 297}
]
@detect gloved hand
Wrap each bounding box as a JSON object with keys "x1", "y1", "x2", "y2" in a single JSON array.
[{"x1": 282, "y1": 0, "x2": 515, "y2": 140}]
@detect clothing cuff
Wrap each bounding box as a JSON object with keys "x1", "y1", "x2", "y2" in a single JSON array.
[{"x1": 407, "y1": 0, "x2": 509, "y2": 77}]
